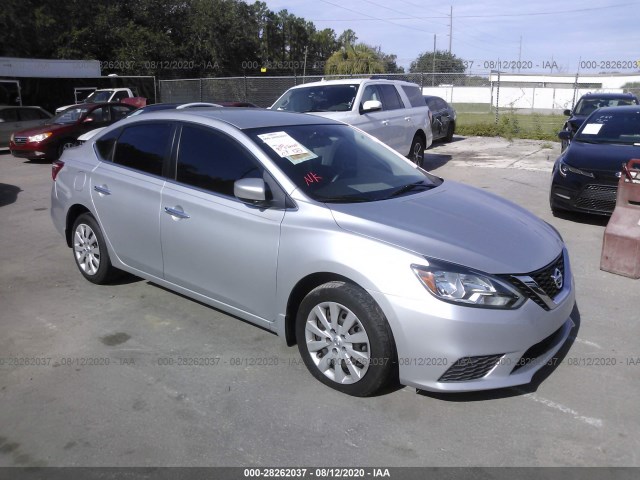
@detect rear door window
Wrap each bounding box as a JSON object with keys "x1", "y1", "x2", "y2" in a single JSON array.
[
  {"x1": 18, "y1": 108, "x2": 45, "y2": 121},
  {"x1": 379, "y1": 84, "x2": 404, "y2": 110},
  {"x1": 0, "y1": 109, "x2": 18, "y2": 122}
]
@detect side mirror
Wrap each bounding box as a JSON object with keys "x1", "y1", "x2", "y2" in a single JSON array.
[
  {"x1": 234, "y1": 178, "x2": 268, "y2": 205},
  {"x1": 83, "y1": 117, "x2": 94, "y2": 123},
  {"x1": 361, "y1": 100, "x2": 382, "y2": 113},
  {"x1": 563, "y1": 109, "x2": 571, "y2": 116},
  {"x1": 558, "y1": 131, "x2": 571, "y2": 140}
]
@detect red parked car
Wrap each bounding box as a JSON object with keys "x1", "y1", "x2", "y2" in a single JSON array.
[{"x1": 9, "y1": 102, "x2": 136, "y2": 160}]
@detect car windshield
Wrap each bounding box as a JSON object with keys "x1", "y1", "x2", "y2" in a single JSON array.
[
  {"x1": 52, "y1": 107, "x2": 91, "y2": 125},
  {"x1": 272, "y1": 84, "x2": 359, "y2": 112},
  {"x1": 574, "y1": 97, "x2": 638, "y2": 116},
  {"x1": 575, "y1": 109, "x2": 640, "y2": 145},
  {"x1": 84, "y1": 91, "x2": 113, "y2": 103},
  {"x1": 246, "y1": 124, "x2": 441, "y2": 203}
]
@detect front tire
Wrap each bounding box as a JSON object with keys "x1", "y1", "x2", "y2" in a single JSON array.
[
  {"x1": 71, "y1": 213, "x2": 119, "y2": 284},
  {"x1": 57, "y1": 139, "x2": 77, "y2": 159},
  {"x1": 444, "y1": 122, "x2": 454, "y2": 142},
  {"x1": 296, "y1": 281, "x2": 395, "y2": 396},
  {"x1": 408, "y1": 134, "x2": 425, "y2": 167}
]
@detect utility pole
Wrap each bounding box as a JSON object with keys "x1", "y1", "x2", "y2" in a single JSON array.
[
  {"x1": 432, "y1": 34, "x2": 436, "y2": 86},
  {"x1": 303, "y1": 46, "x2": 308, "y2": 82},
  {"x1": 448, "y1": 6, "x2": 453, "y2": 53},
  {"x1": 518, "y1": 36, "x2": 522, "y2": 73}
]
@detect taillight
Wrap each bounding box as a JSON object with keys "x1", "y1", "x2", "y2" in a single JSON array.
[{"x1": 52, "y1": 160, "x2": 64, "y2": 181}]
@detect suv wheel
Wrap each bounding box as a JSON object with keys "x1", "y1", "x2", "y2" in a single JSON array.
[
  {"x1": 296, "y1": 281, "x2": 395, "y2": 396},
  {"x1": 408, "y1": 134, "x2": 425, "y2": 166}
]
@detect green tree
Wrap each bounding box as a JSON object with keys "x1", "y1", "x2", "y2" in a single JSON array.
[
  {"x1": 409, "y1": 50, "x2": 465, "y2": 73},
  {"x1": 325, "y1": 43, "x2": 386, "y2": 75}
]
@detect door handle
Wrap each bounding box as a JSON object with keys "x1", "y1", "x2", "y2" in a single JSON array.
[
  {"x1": 94, "y1": 185, "x2": 111, "y2": 195},
  {"x1": 404, "y1": 117, "x2": 412, "y2": 122},
  {"x1": 382, "y1": 120, "x2": 389, "y2": 126},
  {"x1": 164, "y1": 206, "x2": 190, "y2": 219}
]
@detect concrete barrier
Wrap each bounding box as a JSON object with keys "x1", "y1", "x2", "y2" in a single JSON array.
[{"x1": 600, "y1": 159, "x2": 640, "y2": 278}]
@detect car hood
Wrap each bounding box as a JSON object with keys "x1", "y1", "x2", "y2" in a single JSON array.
[
  {"x1": 12, "y1": 122, "x2": 71, "y2": 137},
  {"x1": 564, "y1": 140, "x2": 640, "y2": 173},
  {"x1": 328, "y1": 181, "x2": 563, "y2": 274}
]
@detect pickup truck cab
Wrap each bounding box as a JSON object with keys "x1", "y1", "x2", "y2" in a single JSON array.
[
  {"x1": 271, "y1": 79, "x2": 433, "y2": 165},
  {"x1": 55, "y1": 88, "x2": 145, "y2": 113}
]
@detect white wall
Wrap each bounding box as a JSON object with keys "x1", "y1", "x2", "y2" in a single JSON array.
[{"x1": 422, "y1": 86, "x2": 625, "y2": 111}]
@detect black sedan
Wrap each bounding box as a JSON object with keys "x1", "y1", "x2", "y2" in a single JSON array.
[
  {"x1": 560, "y1": 92, "x2": 638, "y2": 151},
  {"x1": 550, "y1": 105, "x2": 640, "y2": 215},
  {"x1": 423, "y1": 95, "x2": 456, "y2": 142}
]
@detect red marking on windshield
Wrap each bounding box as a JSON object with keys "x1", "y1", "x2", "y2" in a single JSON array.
[{"x1": 304, "y1": 172, "x2": 323, "y2": 186}]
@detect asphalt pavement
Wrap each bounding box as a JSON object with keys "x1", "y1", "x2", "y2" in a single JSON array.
[{"x1": 0, "y1": 137, "x2": 638, "y2": 467}]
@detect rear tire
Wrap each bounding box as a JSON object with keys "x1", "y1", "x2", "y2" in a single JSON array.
[
  {"x1": 408, "y1": 134, "x2": 425, "y2": 167},
  {"x1": 71, "y1": 213, "x2": 119, "y2": 284},
  {"x1": 296, "y1": 281, "x2": 395, "y2": 397}
]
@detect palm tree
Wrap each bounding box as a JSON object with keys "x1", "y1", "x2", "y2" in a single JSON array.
[{"x1": 325, "y1": 43, "x2": 386, "y2": 75}]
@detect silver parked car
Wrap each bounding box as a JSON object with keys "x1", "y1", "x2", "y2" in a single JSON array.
[
  {"x1": 0, "y1": 105, "x2": 52, "y2": 148},
  {"x1": 51, "y1": 108, "x2": 575, "y2": 396}
]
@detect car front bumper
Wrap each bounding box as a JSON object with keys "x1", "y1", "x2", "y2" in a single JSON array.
[{"x1": 369, "y1": 252, "x2": 576, "y2": 392}]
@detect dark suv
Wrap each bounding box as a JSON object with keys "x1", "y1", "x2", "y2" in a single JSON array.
[{"x1": 561, "y1": 92, "x2": 638, "y2": 151}]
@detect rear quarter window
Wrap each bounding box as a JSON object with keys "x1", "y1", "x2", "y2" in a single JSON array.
[{"x1": 402, "y1": 85, "x2": 427, "y2": 108}]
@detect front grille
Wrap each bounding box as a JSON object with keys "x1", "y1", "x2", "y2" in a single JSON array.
[
  {"x1": 531, "y1": 255, "x2": 564, "y2": 300},
  {"x1": 13, "y1": 136, "x2": 27, "y2": 145},
  {"x1": 511, "y1": 325, "x2": 564, "y2": 373},
  {"x1": 575, "y1": 184, "x2": 617, "y2": 213},
  {"x1": 503, "y1": 253, "x2": 565, "y2": 311},
  {"x1": 438, "y1": 354, "x2": 503, "y2": 382}
]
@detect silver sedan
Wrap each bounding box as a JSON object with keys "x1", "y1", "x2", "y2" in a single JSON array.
[{"x1": 51, "y1": 108, "x2": 575, "y2": 396}]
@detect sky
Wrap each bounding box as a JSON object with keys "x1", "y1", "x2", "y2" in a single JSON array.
[{"x1": 259, "y1": 0, "x2": 640, "y2": 74}]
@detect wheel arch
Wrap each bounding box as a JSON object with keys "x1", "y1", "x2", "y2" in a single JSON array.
[
  {"x1": 65, "y1": 204, "x2": 92, "y2": 247},
  {"x1": 284, "y1": 272, "x2": 366, "y2": 346}
]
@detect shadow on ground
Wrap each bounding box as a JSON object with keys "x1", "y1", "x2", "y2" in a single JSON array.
[
  {"x1": 0, "y1": 183, "x2": 22, "y2": 207},
  {"x1": 553, "y1": 209, "x2": 610, "y2": 227}
]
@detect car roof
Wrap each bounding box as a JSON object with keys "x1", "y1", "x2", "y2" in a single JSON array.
[
  {"x1": 126, "y1": 107, "x2": 340, "y2": 130},
  {"x1": 585, "y1": 105, "x2": 640, "y2": 113},
  {"x1": 579, "y1": 92, "x2": 638, "y2": 100},
  {"x1": 286, "y1": 78, "x2": 419, "y2": 89},
  {"x1": 423, "y1": 95, "x2": 446, "y2": 101},
  {"x1": 0, "y1": 105, "x2": 45, "y2": 110}
]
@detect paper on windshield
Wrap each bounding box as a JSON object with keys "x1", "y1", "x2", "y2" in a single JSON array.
[
  {"x1": 582, "y1": 123, "x2": 603, "y2": 135},
  {"x1": 258, "y1": 132, "x2": 317, "y2": 164}
]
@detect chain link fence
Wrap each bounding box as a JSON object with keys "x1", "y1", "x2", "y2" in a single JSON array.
[{"x1": 159, "y1": 72, "x2": 639, "y2": 115}]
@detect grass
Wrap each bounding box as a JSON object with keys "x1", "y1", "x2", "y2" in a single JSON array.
[{"x1": 452, "y1": 106, "x2": 566, "y2": 142}]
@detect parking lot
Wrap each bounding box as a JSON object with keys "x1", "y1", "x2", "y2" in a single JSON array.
[{"x1": 0, "y1": 136, "x2": 638, "y2": 467}]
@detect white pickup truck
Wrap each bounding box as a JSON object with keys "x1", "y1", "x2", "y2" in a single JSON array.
[{"x1": 55, "y1": 88, "x2": 146, "y2": 113}]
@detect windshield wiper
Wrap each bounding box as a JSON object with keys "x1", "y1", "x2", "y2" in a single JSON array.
[
  {"x1": 385, "y1": 181, "x2": 434, "y2": 199},
  {"x1": 320, "y1": 195, "x2": 372, "y2": 203}
]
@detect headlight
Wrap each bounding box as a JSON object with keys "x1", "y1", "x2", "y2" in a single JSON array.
[
  {"x1": 412, "y1": 261, "x2": 524, "y2": 309},
  {"x1": 559, "y1": 160, "x2": 594, "y2": 178},
  {"x1": 27, "y1": 132, "x2": 52, "y2": 143}
]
